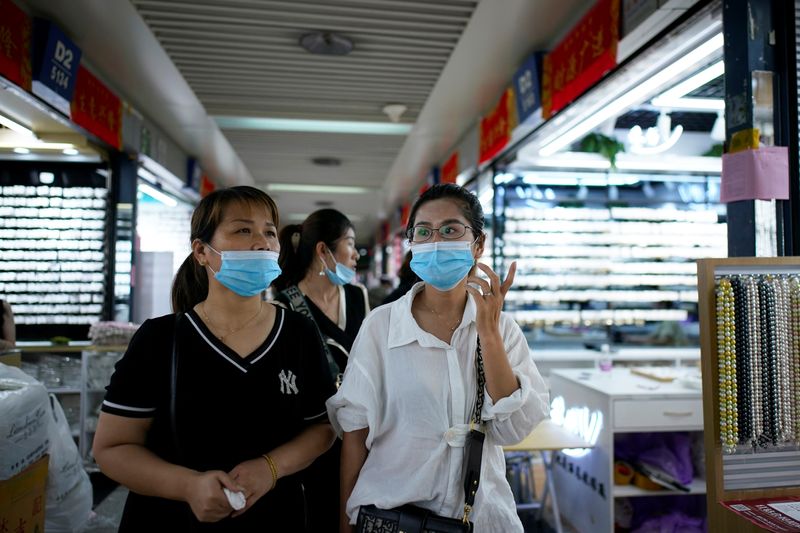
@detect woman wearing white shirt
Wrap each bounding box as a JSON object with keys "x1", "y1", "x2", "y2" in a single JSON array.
[{"x1": 327, "y1": 183, "x2": 549, "y2": 533}]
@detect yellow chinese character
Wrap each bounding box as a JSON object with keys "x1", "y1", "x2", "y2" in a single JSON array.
[
  {"x1": 566, "y1": 54, "x2": 578, "y2": 83},
  {"x1": 591, "y1": 29, "x2": 605, "y2": 58},
  {"x1": 554, "y1": 67, "x2": 566, "y2": 92},
  {"x1": 0, "y1": 26, "x2": 17, "y2": 58}
]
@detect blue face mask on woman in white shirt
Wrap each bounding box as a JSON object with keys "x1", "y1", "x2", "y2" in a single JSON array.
[
  {"x1": 321, "y1": 248, "x2": 356, "y2": 286},
  {"x1": 410, "y1": 240, "x2": 475, "y2": 291},
  {"x1": 206, "y1": 245, "x2": 282, "y2": 297}
]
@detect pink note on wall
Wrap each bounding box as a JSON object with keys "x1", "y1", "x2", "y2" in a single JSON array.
[{"x1": 720, "y1": 146, "x2": 789, "y2": 203}]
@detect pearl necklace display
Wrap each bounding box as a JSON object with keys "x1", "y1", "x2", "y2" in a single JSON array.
[
  {"x1": 717, "y1": 277, "x2": 737, "y2": 452},
  {"x1": 716, "y1": 274, "x2": 800, "y2": 454}
]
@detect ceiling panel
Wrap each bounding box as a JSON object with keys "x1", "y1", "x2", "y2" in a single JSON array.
[
  {"x1": 223, "y1": 129, "x2": 405, "y2": 238},
  {"x1": 131, "y1": 0, "x2": 478, "y2": 121}
]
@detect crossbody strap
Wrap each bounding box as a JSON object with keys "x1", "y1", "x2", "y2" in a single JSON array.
[
  {"x1": 281, "y1": 286, "x2": 342, "y2": 384},
  {"x1": 462, "y1": 337, "x2": 485, "y2": 525},
  {"x1": 170, "y1": 312, "x2": 183, "y2": 460}
]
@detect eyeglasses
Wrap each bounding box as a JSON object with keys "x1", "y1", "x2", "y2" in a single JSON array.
[{"x1": 406, "y1": 222, "x2": 473, "y2": 243}]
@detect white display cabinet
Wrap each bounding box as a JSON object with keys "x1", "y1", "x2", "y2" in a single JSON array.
[
  {"x1": 17, "y1": 342, "x2": 126, "y2": 469},
  {"x1": 549, "y1": 368, "x2": 705, "y2": 532}
]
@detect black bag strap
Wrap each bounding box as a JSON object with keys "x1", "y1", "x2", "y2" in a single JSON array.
[
  {"x1": 462, "y1": 337, "x2": 485, "y2": 525},
  {"x1": 281, "y1": 285, "x2": 342, "y2": 383},
  {"x1": 170, "y1": 312, "x2": 183, "y2": 460}
]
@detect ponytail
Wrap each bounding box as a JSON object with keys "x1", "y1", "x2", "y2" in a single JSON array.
[
  {"x1": 171, "y1": 252, "x2": 209, "y2": 313},
  {"x1": 273, "y1": 224, "x2": 305, "y2": 292}
]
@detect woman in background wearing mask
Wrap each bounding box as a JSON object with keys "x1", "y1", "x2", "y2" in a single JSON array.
[
  {"x1": 273, "y1": 208, "x2": 368, "y2": 532},
  {"x1": 93, "y1": 186, "x2": 336, "y2": 531},
  {"x1": 328, "y1": 184, "x2": 549, "y2": 533}
]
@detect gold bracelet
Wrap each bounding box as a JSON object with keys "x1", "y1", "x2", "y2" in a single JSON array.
[{"x1": 262, "y1": 454, "x2": 278, "y2": 490}]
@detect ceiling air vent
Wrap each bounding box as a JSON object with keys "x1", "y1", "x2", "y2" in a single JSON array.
[{"x1": 299, "y1": 32, "x2": 354, "y2": 56}]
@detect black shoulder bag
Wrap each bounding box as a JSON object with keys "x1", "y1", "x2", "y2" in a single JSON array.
[
  {"x1": 280, "y1": 285, "x2": 343, "y2": 385},
  {"x1": 355, "y1": 339, "x2": 486, "y2": 533}
]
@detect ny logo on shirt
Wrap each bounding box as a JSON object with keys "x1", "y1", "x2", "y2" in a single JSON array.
[{"x1": 279, "y1": 369, "x2": 298, "y2": 394}]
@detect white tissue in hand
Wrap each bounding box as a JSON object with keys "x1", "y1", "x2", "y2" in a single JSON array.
[{"x1": 223, "y1": 488, "x2": 246, "y2": 510}]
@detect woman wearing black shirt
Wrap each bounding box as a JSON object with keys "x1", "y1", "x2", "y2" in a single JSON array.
[
  {"x1": 93, "y1": 186, "x2": 336, "y2": 531},
  {"x1": 272, "y1": 208, "x2": 368, "y2": 531}
]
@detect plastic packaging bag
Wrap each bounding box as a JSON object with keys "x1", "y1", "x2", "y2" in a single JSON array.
[
  {"x1": 0, "y1": 363, "x2": 50, "y2": 479},
  {"x1": 45, "y1": 394, "x2": 92, "y2": 532}
]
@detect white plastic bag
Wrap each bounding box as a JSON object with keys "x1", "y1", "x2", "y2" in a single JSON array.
[
  {"x1": 0, "y1": 363, "x2": 50, "y2": 479},
  {"x1": 45, "y1": 394, "x2": 92, "y2": 532}
]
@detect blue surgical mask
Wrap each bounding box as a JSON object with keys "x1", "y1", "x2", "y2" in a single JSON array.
[
  {"x1": 410, "y1": 240, "x2": 475, "y2": 291},
  {"x1": 321, "y1": 249, "x2": 356, "y2": 286},
  {"x1": 206, "y1": 245, "x2": 282, "y2": 297}
]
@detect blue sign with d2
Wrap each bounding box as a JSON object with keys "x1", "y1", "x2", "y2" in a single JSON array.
[
  {"x1": 512, "y1": 52, "x2": 543, "y2": 126},
  {"x1": 32, "y1": 19, "x2": 81, "y2": 116}
]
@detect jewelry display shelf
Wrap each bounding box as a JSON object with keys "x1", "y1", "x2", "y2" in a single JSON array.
[
  {"x1": 697, "y1": 257, "x2": 800, "y2": 532},
  {"x1": 16, "y1": 342, "x2": 128, "y2": 468}
]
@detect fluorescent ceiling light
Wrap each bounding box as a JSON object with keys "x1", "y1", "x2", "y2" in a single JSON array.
[
  {"x1": 539, "y1": 33, "x2": 724, "y2": 156},
  {"x1": 0, "y1": 114, "x2": 35, "y2": 138},
  {"x1": 650, "y1": 97, "x2": 724, "y2": 111},
  {"x1": 214, "y1": 116, "x2": 413, "y2": 135},
  {"x1": 265, "y1": 183, "x2": 373, "y2": 194},
  {"x1": 518, "y1": 152, "x2": 721, "y2": 174},
  {"x1": 138, "y1": 183, "x2": 178, "y2": 207},
  {"x1": 1, "y1": 140, "x2": 74, "y2": 150},
  {"x1": 654, "y1": 60, "x2": 724, "y2": 102}
]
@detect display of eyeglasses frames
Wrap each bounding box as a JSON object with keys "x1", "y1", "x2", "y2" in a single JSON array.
[{"x1": 0, "y1": 183, "x2": 109, "y2": 325}]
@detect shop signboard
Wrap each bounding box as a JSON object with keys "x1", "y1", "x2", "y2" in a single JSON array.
[
  {"x1": 622, "y1": 0, "x2": 658, "y2": 37},
  {"x1": 199, "y1": 174, "x2": 215, "y2": 197},
  {"x1": 31, "y1": 19, "x2": 81, "y2": 116},
  {"x1": 478, "y1": 87, "x2": 517, "y2": 164},
  {"x1": 0, "y1": 0, "x2": 32, "y2": 91},
  {"x1": 441, "y1": 152, "x2": 459, "y2": 184},
  {"x1": 186, "y1": 157, "x2": 202, "y2": 192},
  {"x1": 541, "y1": 0, "x2": 620, "y2": 119},
  {"x1": 70, "y1": 65, "x2": 122, "y2": 149},
  {"x1": 512, "y1": 52, "x2": 543, "y2": 126}
]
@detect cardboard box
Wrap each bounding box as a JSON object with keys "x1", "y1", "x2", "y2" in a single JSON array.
[
  {"x1": 0, "y1": 454, "x2": 48, "y2": 532},
  {"x1": 0, "y1": 352, "x2": 21, "y2": 367}
]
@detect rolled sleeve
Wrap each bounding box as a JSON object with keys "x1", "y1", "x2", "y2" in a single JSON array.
[
  {"x1": 482, "y1": 317, "x2": 549, "y2": 445},
  {"x1": 326, "y1": 319, "x2": 383, "y2": 447},
  {"x1": 326, "y1": 359, "x2": 373, "y2": 436}
]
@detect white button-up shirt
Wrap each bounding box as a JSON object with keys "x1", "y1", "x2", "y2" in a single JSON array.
[{"x1": 327, "y1": 282, "x2": 549, "y2": 532}]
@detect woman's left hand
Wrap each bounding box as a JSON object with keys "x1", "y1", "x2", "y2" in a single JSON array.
[
  {"x1": 466, "y1": 261, "x2": 516, "y2": 338},
  {"x1": 227, "y1": 456, "x2": 274, "y2": 517}
]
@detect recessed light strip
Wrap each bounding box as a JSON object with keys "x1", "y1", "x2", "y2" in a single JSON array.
[
  {"x1": 214, "y1": 116, "x2": 413, "y2": 135},
  {"x1": 265, "y1": 183, "x2": 374, "y2": 194},
  {"x1": 0, "y1": 114, "x2": 36, "y2": 138}
]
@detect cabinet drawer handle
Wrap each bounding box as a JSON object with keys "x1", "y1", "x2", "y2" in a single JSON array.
[{"x1": 663, "y1": 411, "x2": 693, "y2": 417}]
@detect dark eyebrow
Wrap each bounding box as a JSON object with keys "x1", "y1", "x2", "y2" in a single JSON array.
[
  {"x1": 415, "y1": 218, "x2": 465, "y2": 226},
  {"x1": 230, "y1": 218, "x2": 276, "y2": 228}
]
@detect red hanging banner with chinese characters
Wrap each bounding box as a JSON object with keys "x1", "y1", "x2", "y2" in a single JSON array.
[
  {"x1": 0, "y1": 0, "x2": 32, "y2": 91},
  {"x1": 70, "y1": 65, "x2": 122, "y2": 149},
  {"x1": 541, "y1": 0, "x2": 620, "y2": 119},
  {"x1": 479, "y1": 87, "x2": 516, "y2": 164},
  {"x1": 199, "y1": 174, "x2": 216, "y2": 197},
  {"x1": 441, "y1": 152, "x2": 459, "y2": 184}
]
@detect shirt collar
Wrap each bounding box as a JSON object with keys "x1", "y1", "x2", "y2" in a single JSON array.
[{"x1": 387, "y1": 281, "x2": 477, "y2": 349}]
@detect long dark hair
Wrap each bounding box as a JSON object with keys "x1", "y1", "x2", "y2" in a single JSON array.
[
  {"x1": 273, "y1": 208, "x2": 354, "y2": 292},
  {"x1": 406, "y1": 183, "x2": 485, "y2": 240},
  {"x1": 171, "y1": 186, "x2": 280, "y2": 313}
]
